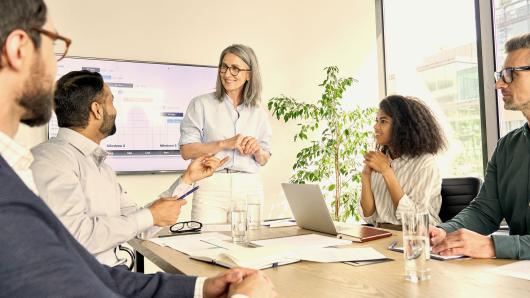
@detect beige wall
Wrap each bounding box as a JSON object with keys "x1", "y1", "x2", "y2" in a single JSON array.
[{"x1": 18, "y1": 0, "x2": 379, "y2": 220}]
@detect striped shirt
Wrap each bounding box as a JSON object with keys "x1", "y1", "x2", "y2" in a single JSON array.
[{"x1": 359, "y1": 154, "x2": 442, "y2": 226}]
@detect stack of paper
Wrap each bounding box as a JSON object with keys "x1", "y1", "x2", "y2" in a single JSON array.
[
  {"x1": 150, "y1": 233, "x2": 389, "y2": 270},
  {"x1": 148, "y1": 232, "x2": 235, "y2": 255},
  {"x1": 190, "y1": 245, "x2": 300, "y2": 269},
  {"x1": 298, "y1": 247, "x2": 387, "y2": 263},
  {"x1": 488, "y1": 260, "x2": 530, "y2": 280},
  {"x1": 251, "y1": 233, "x2": 351, "y2": 248},
  {"x1": 189, "y1": 245, "x2": 388, "y2": 269}
]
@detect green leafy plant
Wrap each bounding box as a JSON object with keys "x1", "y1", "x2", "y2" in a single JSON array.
[{"x1": 268, "y1": 66, "x2": 375, "y2": 221}]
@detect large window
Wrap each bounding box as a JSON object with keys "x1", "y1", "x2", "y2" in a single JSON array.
[
  {"x1": 494, "y1": 0, "x2": 530, "y2": 137},
  {"x1": 382, "y1": 0, "x2": 484, "y2": 177}
]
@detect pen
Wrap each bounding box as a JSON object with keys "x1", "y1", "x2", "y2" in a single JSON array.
[
  {"x1": 158, "y1": 231, "x2": 201, "y2": 238},
  {"x1": 177, "y1": 185, "x2": 199, "y2": 200}
]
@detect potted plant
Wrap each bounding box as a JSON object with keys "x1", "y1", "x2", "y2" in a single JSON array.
[{"x1": 268, "y1": 66, "x2": 375, "y2": 221}]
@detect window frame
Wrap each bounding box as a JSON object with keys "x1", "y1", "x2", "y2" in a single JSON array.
[{"x1": 374, "y1": 0, "x2": 499, "y2": 175}]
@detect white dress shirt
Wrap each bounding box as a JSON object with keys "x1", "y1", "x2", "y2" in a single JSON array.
[
  {"x1": 179, "y1": 92, "x2": 272, "y2": 173},
  {"x1": 359, "y1": 154, "x2": 442, "y2": 226},
  {"x1": 0, "y1": 131, "x2": 38, "y2": 193},
  {"x1": 31, "y1": 128, "x2": 192, "y2": 267}
]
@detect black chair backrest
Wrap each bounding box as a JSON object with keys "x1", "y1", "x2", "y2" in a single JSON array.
[{"x1": 440, "y1": 177, "x2": 482, "y2": 222}]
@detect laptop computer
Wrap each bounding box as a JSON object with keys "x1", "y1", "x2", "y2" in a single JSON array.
[{"x1": 281, "y1": 183, "x2": 392, "y2": 242}]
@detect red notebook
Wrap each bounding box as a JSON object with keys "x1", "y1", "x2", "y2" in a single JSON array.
[{"x1": 337, "y1": 226, "x2": 392, "y2": 243}]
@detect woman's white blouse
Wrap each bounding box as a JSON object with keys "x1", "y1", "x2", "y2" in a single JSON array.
[{"x1": 179, "y1": 92, "x2": 272, "y2": 174}]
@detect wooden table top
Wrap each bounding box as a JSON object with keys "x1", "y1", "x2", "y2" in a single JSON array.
[{"x1": 129, "y1": 226, "x2": 530, "y2": 298}]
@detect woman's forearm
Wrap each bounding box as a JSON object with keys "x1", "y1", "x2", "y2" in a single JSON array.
[
  {"x1": 180, "y1": 142, "x2": 224, "y2": 160},
  {"x1": 381, "y1": 168, "x2": 405, "y2": 209},
  {"x1": 360, "y1": 175, "x2": 376, "y2": 217}
]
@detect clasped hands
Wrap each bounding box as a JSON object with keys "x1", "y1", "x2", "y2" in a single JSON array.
[
  {"x1": 223, "y1": 134, "x2": 261, "y2": 156},
  {"x1": 204, "y1": 268, "x2": 277, "y2": 298},
  {"x1": 429, "y1": 226, "x2": 495, "y2": 259},
  {"x1": 363, "y1": 151, "x2": 392, "y2": 176}
]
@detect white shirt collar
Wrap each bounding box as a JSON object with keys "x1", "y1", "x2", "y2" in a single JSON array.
[
  {"x1": 56, "y1": 128, "x2": 109, "y2": 166},
  {"x1": 0, "y1": 130, "x2": 34, "y2": 171}
]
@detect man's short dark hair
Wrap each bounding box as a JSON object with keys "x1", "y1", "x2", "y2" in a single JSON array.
[
  {"x1": 55, "y1": 70, "x2": 105, "y2": 128},
  {"x1": 0, "y1": 0, "x2": 47, "y2": 66},
  {"x1": 505, "y1": 33, "x2": 530, "y2": 53}
]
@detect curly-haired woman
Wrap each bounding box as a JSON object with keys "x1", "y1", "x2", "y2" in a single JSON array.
[{"x1": 359, "y1": 95, "x2": 447, "y2": 228}]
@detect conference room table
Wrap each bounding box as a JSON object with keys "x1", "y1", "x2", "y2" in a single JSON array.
[{"x1": 129, "y1": 226, "x2": 530, "y2": 298}]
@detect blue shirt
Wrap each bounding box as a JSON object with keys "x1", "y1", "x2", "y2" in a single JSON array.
[{"x1": 179, "y1": 92, "x2": 272, "y2": 173}]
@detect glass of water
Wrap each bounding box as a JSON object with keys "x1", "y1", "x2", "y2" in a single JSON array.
[
  {"x1": 247, "y1": 193, "x2": 262, "y2": 230},
  {"x1": 230, "y1": 198, "x2": 248, "y2": 244},
  {"x1": 402, "y1": 211, "x2": 430, "y2": 282}
]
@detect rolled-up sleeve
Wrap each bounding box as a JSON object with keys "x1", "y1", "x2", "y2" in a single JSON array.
[
  {"x1": 258, "y1": 109, "x2": 273, "y2": 154},
  {"x1": 179, "y1": 98, "x2": 204, "y2": 146},
  {"x1": 358, "y1": 201, "x2": 379, "y2": 225}
]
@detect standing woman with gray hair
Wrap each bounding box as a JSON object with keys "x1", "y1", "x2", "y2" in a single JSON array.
[{"x1": 179, "y1": 44, "x2": 272, "y2": 223}]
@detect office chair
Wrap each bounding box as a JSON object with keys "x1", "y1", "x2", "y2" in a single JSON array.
[{"x1": 439, "y1": 177, "x2": 482, "y2": 222}]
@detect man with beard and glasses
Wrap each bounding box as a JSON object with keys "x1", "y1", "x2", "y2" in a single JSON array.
[
  {"x1": 31, "y1": 70, "x2": 229, "y2": 267},
  {"x1": 430, "y1": 33, "x2": 530, "y2": 260},
  {"x1": 0, "y1": 0, "x2": 276, "y2": 297}
]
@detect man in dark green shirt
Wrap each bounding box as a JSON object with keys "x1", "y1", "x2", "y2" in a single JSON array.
[{"x1": 430, "y1": 33, "x2": 530, "y2": 260}]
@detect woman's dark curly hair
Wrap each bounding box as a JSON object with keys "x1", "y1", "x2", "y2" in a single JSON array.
[{"x1": 377, "y1": 95, "x2": 446, "y2": 158}]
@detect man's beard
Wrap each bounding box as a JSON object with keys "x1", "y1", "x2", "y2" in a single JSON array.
[
  {"x1": 18, "y1": 59, "x2": 54, "y2": 127},
  {"x1": 99, "y1": 107, "x2": 117, "y2": 137}
]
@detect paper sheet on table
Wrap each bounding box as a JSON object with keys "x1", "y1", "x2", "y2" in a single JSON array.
[
  {"x1": 299, "y1": 247, "x2": 387, "y2": 262},
  {"x1": 488, "y1": 260, "x2": 530, "y2": 281},
  {"x1": 148, "y1": 232, "x2": 233, "y2": 255},
  {"x1": 251, "y1": 233, "x2": 351, "y2": 248},
  {"x1": 261, "y1": 218, "x2": 297, "y2": 228},
  {"x1": 269, "y1": 221, "x2": 297, "y2": 228},
  {"x1": 201, "y1": 224, "x2": 231, "y2": 232}
]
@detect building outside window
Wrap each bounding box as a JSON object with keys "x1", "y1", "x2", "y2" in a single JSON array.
[
  {"x1": 494, "y1": 0, "x2": 530, "y2": 137},
  {"x1": 382, "y1": 0, "x2": 484, "y2": 177}
]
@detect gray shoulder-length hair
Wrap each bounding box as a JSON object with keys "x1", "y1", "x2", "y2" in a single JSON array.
[
  {"x1": 215, "y1": 44, "x2": 262, "y2": 107},
  {"x1": 505, "y1": 33, "x2": 530, "y2": 53}
]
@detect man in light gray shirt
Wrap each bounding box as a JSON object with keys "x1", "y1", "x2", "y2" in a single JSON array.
[{"x1": 31, "y1": 70, "x2": 228, "y2": 266}]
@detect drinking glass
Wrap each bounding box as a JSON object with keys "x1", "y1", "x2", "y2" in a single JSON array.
[{"x1": 402, "y1": 211, "x2": 430, "y2": 282}]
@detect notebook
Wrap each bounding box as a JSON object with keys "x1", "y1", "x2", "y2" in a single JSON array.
[
  {"x1": 189, "y1": 245, "x2": 300, "y2": 269},
  {"x1": 281, "y1": 183, "x2": 392, "y2": 242},
  {"x1": 336, "y1": 225, "x2": 393, "y2": 243}
]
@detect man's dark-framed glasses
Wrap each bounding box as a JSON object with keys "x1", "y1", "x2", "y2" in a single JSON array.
[
  {"x1": 494, "y1": 66, "x2": 530, "y2": 84},
  {"x1": 31, "y1": 27, "x2": 72, "y2": 61},
  {"x1": 170, "y1": 221, "x2": 202, "y2": 233}
]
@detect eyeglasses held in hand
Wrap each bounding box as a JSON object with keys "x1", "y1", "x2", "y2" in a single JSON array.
[{"x1": 170, "y1": 221, "x2": 203, "y2": 233}]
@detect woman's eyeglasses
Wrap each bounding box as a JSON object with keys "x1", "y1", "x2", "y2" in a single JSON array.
[
  {"x1": 169, "y1": 221, "x2": 202, "y2": 233},
  {"x1": 219, "y1": 63, "x2": 250, "y2": 76}
]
